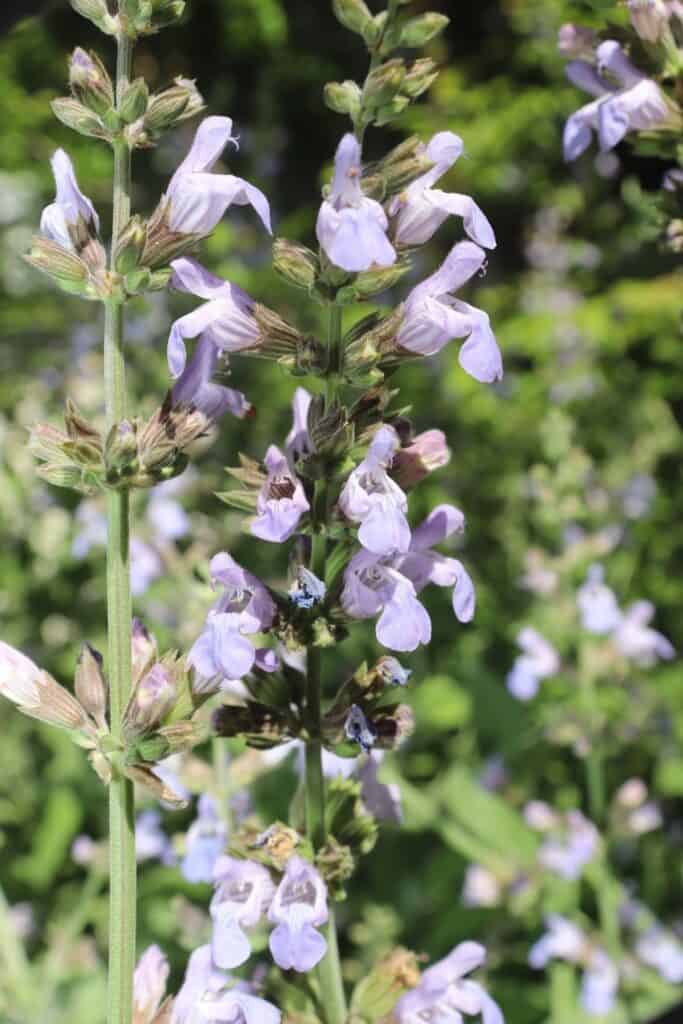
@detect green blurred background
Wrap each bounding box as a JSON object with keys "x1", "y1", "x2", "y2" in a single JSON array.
[{"x1": 0, "y1": 0, "x2": 682, "y2": 1021}]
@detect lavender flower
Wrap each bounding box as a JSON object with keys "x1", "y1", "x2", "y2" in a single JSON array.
[
  {"x1": 133, "y1": 944, "x2": 169, "y2": 1024},
  {"x1": 388, "y1": 131, "x2": 496, "y2": 249},
  {"x1": 612, "y1": 600, "x2": 674, "y2": 666},
  {"x1": 130, "y1": 538, "x2": 164, "y2": 596},
  {"x1": 166, "y1": 257, "x2": 261, "y2": 378},
  {"x1": 537, "y1": 810, "x2": 599, "y2": 880},
  {"x1": 581, "y1": 952, "x2": 619, "y2": 1017},
  {"x1": 396, "y1": 241, "x2": 503, "y2": 383},
  {"x1": 250, "y1": 446, "x2": 310, "y2": 543},
  {"x1": 285, "y1": 387, "x2": 313, "y2": 461},
  {"x1": 635, "y1": 927, "x2": 683, "y2": 983},
  {"x1": 342, "y1": 505, "x2": 474, "y2": 652},
  {"x1": 211, "y1": 856, "x2": 275, "y2": 969},
  {"x1": 338, "y1": 425, "x2": 411, "y2": 556},
  {"x1": 171, "y1": 335, "x2": 252, "y2": 421},
  {"x1": 40, "y1": 149, "x2": 99, "y2": 250},
  {"x1": 289, "y1": 567, "x2": 326, "y2": 609},
  {"x1": 529, "y1": 915, "x2": 585, "y2": 969},
  {"x1": 164, "y1": 116, "x2": 271, "y2": 236},
  {"x1": 147, "y1": 480, "x2": 191, "y2": 542},
  {"x1": 268, "y1": 855, "x2": 329, "y2": 972},
  {"x1": 181, "y1": 795, "x2": 228, "y2": 883},
  {"x1": 563, "y1": 40, "x2": 674, "y2": 161},
  {"x1": 344, "y1": 704, "x2": 378, "y2": 752},
  {"x1": 506, "y1": 627, "x2": 560, "y2": 701},
  {"x1": 530, "y1": 917, "x2": 618, "y2": 1018},
  {"x1": 316, "y1": 133, "x2": 396, "y2": 272},
  {"x1": 171, "y1": 944, "x2": 280, "y2": 1024},
  {"x1": 576, "y1": 564, "x2": 621, "y2": 635},
  {"x1": 462, "y1": 865, "x2": 502, "y2": 908},
  {"x1": 188, "y1": 553, "x2": 275, "y2": 686},
  {"x1": 395, "y1": 941, "x2": 504, "y2": 1024},
  {"x1": 357, "y1": 750, "x2": 403, "y2": 823},
  {"x1": 136, "y1": 810, "x2": 175, "y2": 865},
  {"x1": 392, "y1": 429, "x2": 451, "y2": 489}
]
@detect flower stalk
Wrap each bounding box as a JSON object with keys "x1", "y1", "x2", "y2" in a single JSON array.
[{"x1": 105, "y1": 30, "x2": 136, "y2": 1024}]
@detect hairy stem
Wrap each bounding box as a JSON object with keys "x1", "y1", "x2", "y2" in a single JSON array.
[
  {"x1": 106, "y1": 31, "x2": 136, "y2": 1024},
  {"x1": 303, "y1": 304, "x2": 347, "y2": 1024}
]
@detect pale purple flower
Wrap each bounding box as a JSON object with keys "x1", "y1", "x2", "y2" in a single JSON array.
[
  {"x1": 538, "y1": 810, "x2": 599, "y2": 880},
  {"x1": 72, "y1": 500, "x2": 107, "y2": 558},
  {"x1": 563, "y1": 41, "x2": 672, "y2": 161},
  {"x1": 396, "y1": 241, "x2": 503, "y2": 383},
  {"x1": 289, "y1": 567, "x2": 326, "y2": 609},
  {"x1": 342, "y1": 505, "x2": 474, "y2": 652},
  {"x1": 635, "y1": 928, "x2": 683, "y2": 983},
  {"x1": 339, "y1": 425, "x2": 410, "y2": 556},
  {"x1": 165, "y1": 116, "x2": 271, "y2": 236},
  {"x1": 147, "y1": 480, "x2": 191, "y2": 542},
  {"x1": 395, "y1": 941, "x2": 504, "y2": 1024},
  {"x1": 166, "y1": 257, "x2": 261, "y2": 378},
  {"x1": 316, "y1": 133, "x2": 396, "y2": 272},
  {"x1": 40, "y1": 149, "x2": 99, "y2": 250},
  {"x1": 154, "y1": 754, "x2": 191, "y2": 804},
  {"x1": 627, "y1": 0, "x2": 670, "y2": 43},
  {"x1": 0, "y1": 641, "x2": 45, "y2": 710},
  {"x1": 523, "y1": 801, "x2": 559, "y2": 832},
  {"x1": 72, "y1": 834, "x2": 98, "y2": 866},
  {"x1": 188, "y1": 553, "x2": 275, "y2": 686},
  {"x1": 357, "y1": 750, "x2": 403, "y2": 823},
  {"x1": 130, "y1": 538, "x2": 164, "y2": 596},
  {"x1": 251, "y1": 445, "x2": 310, "y2": 543},
  {"x1": 389, "y1": 131, "x2": 496, "y2": 249},
  {"x1": 268, "y1": 855, "x2": 329, "y2": 972},
  {"x1": 344, "y1": 704, "x2": 378, "y2": 752},
  {"x1": 171, "y1": 334, "x2": 251, "y2": 420},
  {"x1": 622, "y1": 473, "x2": 656, "y2": 519},
  {"x1": 376, "y1": 656, "x2": 412, "y2": 686},
  {"x1": 612, "y1": 600, "x2": 674, "y2": 666},
  {"x1": 392, "y1": 428, "x2": 451, "y2": 488},
  {"x1": 576, "y1": 564, "x2": 621, "y2": 635},
  {"x1": 171, "y1": 944, "x2": 280, "y2": 1024},
  {"x1": 462, "y1": 865, "x2": 502, "y2": 908},
  {"x1": 136, "y1": 810, "x2": 175, "y2": 865},
  {"x1": 181, "y1": 795, "x2": 228, "y2": 883},
  {"x1": 506, "y1": 627, "x2": 560, "y2": 701},
  {"x1": 211, "y1": 856, "x2": 275, "y2": 969},
  {"x1": 285, "y1": 387, "x2": 313, "y2": 461},
  {"x1": 133, "y1": 945, "x2": 169, "y2": 1024},
  {"x1": 529, "y1": 915, "x2": 586, "y2": 969},
  {"x1": 580, "y1": 952, "x2": 619, "y2": 1017},
  {"x1": 397, "y1": 503, "x2": 476, "y2": 623}
]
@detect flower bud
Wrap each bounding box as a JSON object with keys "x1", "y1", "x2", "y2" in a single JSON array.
[
  {"x1": 392, "y1": 429, "x2": 451, "y2": 488},
  {"x1": 114, "y1": 215, "x2": 148, "y2": 275},
  {"x1": 119, "y1": 78, "x2": 149, "y2": 124},
  {"x1": 374, "y1": 95, "x2": 411, "y2": 127},
  {"x1": 332, "y1": 0, "x2": 373, "y2": 36},
  {"x1": 251, "y1": 823, "x2": 301, "y2": 870},
  {"x1": 337, "y1": 258, "x2": 411, "y2": 303},
  {"x1": 364, "y1": 60, "x2": 405, "y2": 108},
  {"x1": 69, "y1": 49, "x2": 114, "y2": 116},
  {"x1": 398, "y1": 12, "x2": 450, "y2": 48},
  {"x1": 70, "y1": 0, "x2": 117, "y2": 34},
  {"x1": 124, "y1": 763, "x2": 188, "y2": 808},
  {"x1": 150, "y1": 0, "x2": 186, "y2": 29},
  {"x1": 628, "y1": 0, "x2": 670, "y2": 43},
  {"x1": 272, "y1": 238, "x2": 318, "y2": 290},
  {"x1": 557, "y1": 23, "x2": 598, "y2": 59},
  {"x1": 375, "y1": 656, "x2": 412, "y2": 687},
  {"x1": 104, "y1": 420, "x2": 139, "y2": 482},
  {"x1": 123, "y1": 664, "x2": 177, "y2": 741},
  {"x1": 74, "y1": 644, "x2": 108, "y2": 729},
  {"x1": 51, "y1": 97, "x2": 107, "y2": 139},
  {"x1": 24, "y1": 238, "x2": 92, "y2": 296},
  {"x1": 0, "y1": 642, "x2": 91, "y2": 735},
  {"x1": 324, "y1": 80, "x2": 362, "y2": 118},
  {"x1": 143, "y1": 78, "x2": 204, "y2": 136},
  {"x1": 351, "y1": 948, "x2": 420, "y2": 1019},
  {"x1": 401, "y1": 57, "x2": 439, "y2": 98},
  {"x1": 132, "y1": 619, "x2": 158, "y2": 685}
]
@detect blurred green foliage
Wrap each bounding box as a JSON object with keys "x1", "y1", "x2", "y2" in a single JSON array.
[{"x1": 0, "y1": 0, "x2": 681, "y2": 1021}]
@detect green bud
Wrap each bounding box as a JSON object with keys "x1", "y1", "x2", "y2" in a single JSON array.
[
  {"x1": 124, "y1": 268, "x2": 152, "y2": 294},
  {"x1": 24, "y1": 238, "x2": 89, "y2": 289},
  {"x1": 401, "y1": 57, "x2": 439, "y2": 98},
  {"x1": 114, "y1": 215, "x2": 148, "y2": 274},
  {"x1": 362, "y1": 12, "x2": 385, "y2": 46},
  {"x1": 37, "y1": 463, "x2": 87, "y2": 491},
  {"x1": 374, "y1": 95, "x2": 411, "y2": 127},
  {"x1": 350, "y1": 949, "x2": 421, "y2": 1019},
  {"x1": 122, "y1": 663, "x2": 177, "y2": 741},
  {"x1": 398, "y1": 12, "x2": 450, "y2": 48},
  {"x1": 363, "y1": 60, "x2": 405, "y2": 108},
  {"x1": 119, "y1": 77, "x2": 149, "y2": 123},
  {"x1": 144, "y1": 77, "x2": 204, "y2": 135},
  {"x1": 51, "y1": 97, "x2": 106, "y2": 139},
  {"x1": 104, "y1": 420, "x2": 139, "y2": 480},
  {"x1": 70, "y1": 0, "x2": 117, "y2": 34},
  {"x1": 332, "y1": 0, "x2": 373, "y2": 36},
  {"x1": 150, "y1": 0, "x2": 186, "y2": 29},
  {"x1": 324, "y1": 80, "x2": 362, "y2": 118},
  {"x1": 337, "y1": 258, "x2": 411, "y2": 303},
  {"x1": 147, "y1": 268, "x2": 173, "y2": 291},
  {"x1": 64, "y1": 399, "x2": 102, "y2": 447},
  {"x1": 101, "y1": 107, "x2": 123, "y2": 133},
  {"x1": 272, "y1": 238, "x2": 318, "y2": 290},
  {"x1": 69, "y1": 49, "x2": 114, "y2": 116}
]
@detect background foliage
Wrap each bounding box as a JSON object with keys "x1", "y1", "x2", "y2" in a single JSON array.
[{"x1": 0, "y1": 0, "x2": 681, "y2": 1021}]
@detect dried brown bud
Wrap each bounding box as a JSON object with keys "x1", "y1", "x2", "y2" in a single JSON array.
[{"x1": 74, "y1": 644, "x2": 108, "y2": 729}]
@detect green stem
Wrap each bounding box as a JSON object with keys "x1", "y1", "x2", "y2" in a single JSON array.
[
  {"x1": 106, "y1": 31, "x2": 136, "y2": 1024},
  {"x1": 303, "y1": 304, "x2": 347, "y2": 1024}
]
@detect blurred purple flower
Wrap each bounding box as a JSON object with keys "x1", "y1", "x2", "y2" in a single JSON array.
[
  {"x1": 316, "y1": 133, "x2": 396, "y2": 272},
  {"x1": 136, "y1": 809, "x2": 175, "y2": 865},
  {"x1": 612, "y1": 600, "x2": 674, "y2": 666},
  {"x1": 576, "y1": 564, "x2": 621, "y2": 635},
  {"x1": 635, "y1": 927, "x2": 683, "y2": 983},
  {"x1": 133, "y1": 945, "x2": 169, "y2": 1023},
  {"x1": 181, "y1": 795, "x2": 227, "y2": 883},
  {"x1": 506, "y1": 627, "x2": 560, "y2": 701},
  {"x1": 389, "y1": 131, "x2": 496, "y2": 249},
  {"x1": 538, "y1": 810, "x2": 599, "y2": 880}
]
